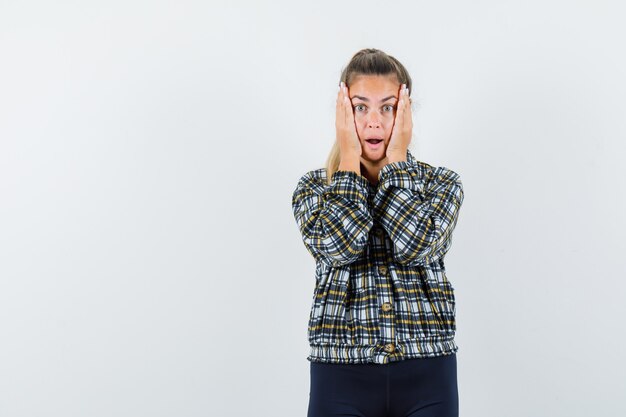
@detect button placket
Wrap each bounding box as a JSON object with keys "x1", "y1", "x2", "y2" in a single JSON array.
[{"x1": 376, "y1": 262, "x2": 396, "y2": 358}]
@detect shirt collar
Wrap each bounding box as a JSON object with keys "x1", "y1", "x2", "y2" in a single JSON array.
[{"x1": 406, "y1": 148, "x2": 419, "y2": 170}]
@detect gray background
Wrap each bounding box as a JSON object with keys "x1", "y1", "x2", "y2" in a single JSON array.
[{"x1": 1, "y1": 1, "x2": 625, "y2": 416}]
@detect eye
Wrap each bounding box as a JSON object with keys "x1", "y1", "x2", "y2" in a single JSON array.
[
  {"x1": 354, "y1": 104, "x2": 366, "y2": 112},
  {"x1": 383, "y1": 105, "x2": 395, "y2": 112}
]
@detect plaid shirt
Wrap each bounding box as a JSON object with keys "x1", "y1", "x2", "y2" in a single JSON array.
[{"x1": 291, "y1": 148, "x2": 464, "y2": 365}]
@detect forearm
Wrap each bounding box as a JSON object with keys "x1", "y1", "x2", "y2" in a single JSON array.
[
  {"x1": 292, "y1": 170, "x2": 374, "y2": 266},
  {"x1": 373, "y1": 162, "x2": 464, "y2": 266}
]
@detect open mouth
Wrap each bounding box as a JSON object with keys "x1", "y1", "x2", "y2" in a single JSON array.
[{"x1": 365, "y1": 138, "x2": 384, "y2": 149}]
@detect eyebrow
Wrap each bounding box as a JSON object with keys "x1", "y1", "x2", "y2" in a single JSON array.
[{"x1": 351, "y1": 95, "x2": 398, "y2": 103}]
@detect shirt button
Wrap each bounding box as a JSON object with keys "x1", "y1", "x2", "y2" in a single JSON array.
[
  {"x1": 384, "y1": 343, "x2": 395, "y2": 353},
  {"x1": 378, "y1": 265, "x2": 388, "y2": 275},
  {"x1": 382, "y1": 302, "x2": 392, "y2": 312}
]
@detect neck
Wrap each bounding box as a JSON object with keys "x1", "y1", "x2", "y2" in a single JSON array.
[{"x1": 360, "y1": 156, "x2": 389, "y2": 186}]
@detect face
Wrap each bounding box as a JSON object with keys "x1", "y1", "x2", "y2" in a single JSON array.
[{"x1": 348, "y1": 74, "x2": 401, "y2": 162}]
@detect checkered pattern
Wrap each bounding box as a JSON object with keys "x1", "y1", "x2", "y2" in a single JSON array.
[{"x1": 292, "y1": 149, "x2": 464, "y2": 364}]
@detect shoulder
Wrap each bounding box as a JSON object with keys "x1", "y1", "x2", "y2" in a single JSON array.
[
  {"x1": 434, "y1": 165, "x2": 462, "y2": 184},
  {"x1": 296, "y1": 168, "x2": 327, "y2": 186},
  {"x1": 408, "y1": 160, "x2": 463, "y2": 204},
  {"x1": 407, "y1": 149, "x2": 461, "y2": 183},
  {"x1": 411, "y1": 158, "x2": 461, "y2": 184}
]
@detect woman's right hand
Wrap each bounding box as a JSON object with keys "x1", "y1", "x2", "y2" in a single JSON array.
[{"x1": 336, "y1": 82, "x2": 362, "y2": 162}]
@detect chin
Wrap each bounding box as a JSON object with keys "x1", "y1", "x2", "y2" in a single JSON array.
[{"x1": 361, "y1": 150, "x2": 387, "y2": 162}]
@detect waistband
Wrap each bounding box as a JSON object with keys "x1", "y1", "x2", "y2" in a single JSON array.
[{"x1": 308, "y1": 336, "x2": 458, "y2": 365}]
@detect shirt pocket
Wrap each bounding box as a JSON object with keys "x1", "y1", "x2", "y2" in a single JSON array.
[
  {"x1": 427, "y1": 272, "x2": 456, "y2": 334},
  {"x1": 401, "y1": 265, "x2": 456, "y2": 335},
  {"x1": 434, "y1": 260, "x2": 456, "y2": 321}
]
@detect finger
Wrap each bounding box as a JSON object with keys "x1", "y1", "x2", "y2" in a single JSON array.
[
  {"x1": 340, "y1": 84, "x2": 347, "y2": 128},
  {"x1": 339, "y1": 83, "x2": 345, "y2": 118},
  {"x1": 403, "y1": 84, "x2": 410, "y2": 111},
  {"x1": 398, "y1": 84, "x2": 411, "y2": 128},
  {"x1": 337, "y1": 83, "x2": 346, "y2": 127},
  {"x1": 396, "y1": 86, "x2": 406, "y2": 129},
  {"x1": 345, "y1": 86, "x2": 360, "y2": 142},
  {"x1": 344, "y1": 84, "x2": 352, "y2": 127},
  {"x1": 337, "y1": 82, "x2": 342, "y2": 107},
  {"x1": 403, "y1": 85, "x2": 413, "y2": 129},
  {"x1": 348, "y1": 86, "x2": 357, "y2": 122}
]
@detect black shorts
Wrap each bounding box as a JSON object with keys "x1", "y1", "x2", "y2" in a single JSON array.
[{"x1": 307, "y1": 353, "x2": 458, "y2": 417}]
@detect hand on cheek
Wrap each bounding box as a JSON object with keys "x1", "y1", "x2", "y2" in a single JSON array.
[
  {"x1": 386, "y1": 83, "x2": 412, "y2": 162},
  {"x1": 336, "y1": 82, "x2": 363, "y2": 171}
]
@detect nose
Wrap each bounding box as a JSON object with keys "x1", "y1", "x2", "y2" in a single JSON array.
[{"x1": 367, "y1": 113, "x2": 382, "y2": 129}]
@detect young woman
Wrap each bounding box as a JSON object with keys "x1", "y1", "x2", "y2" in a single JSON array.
[{"x1": 292, "y1": 48, "x2": 464, "y2": 417}]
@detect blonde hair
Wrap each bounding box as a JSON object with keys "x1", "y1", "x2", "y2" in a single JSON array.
[{"x1": 325, "y1": 48, "x2": 416, "y2": 185}]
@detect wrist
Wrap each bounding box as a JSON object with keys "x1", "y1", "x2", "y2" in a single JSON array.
[
  {"x1": 338, "y1": 155, "x2": 361, "y2": 174},
  {"x1": 386, "y1": 151, "x2": 407, "y2": 164}
]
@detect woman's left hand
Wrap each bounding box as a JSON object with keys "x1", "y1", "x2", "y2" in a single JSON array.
[{"x1": 386, "y1": 83, "x2": 412, "y2": 162}]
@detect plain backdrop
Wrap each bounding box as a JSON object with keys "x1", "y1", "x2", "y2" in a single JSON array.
[{"x1": 1, "y1": 1, "x2": 625, "y2": 416}]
